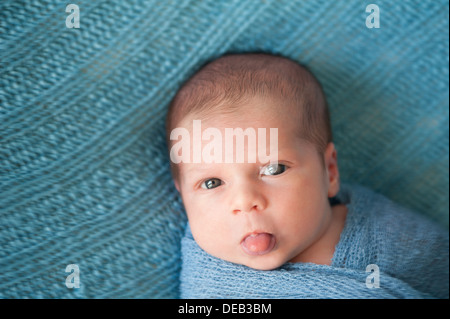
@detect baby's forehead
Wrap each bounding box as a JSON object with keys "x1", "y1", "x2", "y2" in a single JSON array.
[{"x1": 181, "y1": 95, "x2": 301, "y2": 132}]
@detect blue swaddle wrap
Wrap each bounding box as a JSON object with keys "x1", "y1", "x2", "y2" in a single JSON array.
[{"x1": 180, "y1": 184, "x2": 449, "y2": 298}]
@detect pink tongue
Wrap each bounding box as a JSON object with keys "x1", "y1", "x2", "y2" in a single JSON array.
[{"x1": 243, "y1": 233, "x2": 272, "y2": 253}]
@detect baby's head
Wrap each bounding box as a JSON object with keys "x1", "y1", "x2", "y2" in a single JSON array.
[{"x1": 166, "y1": 53, "x2": 341, "y2": 270}]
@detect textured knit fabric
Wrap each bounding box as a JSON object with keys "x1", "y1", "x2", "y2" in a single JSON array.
[
  {"x1": 180, "y1": 184, "x2": 449, "y2": 299},
  {"x1": 0, "y1": 1, "x2": 448, "y2": 298}
]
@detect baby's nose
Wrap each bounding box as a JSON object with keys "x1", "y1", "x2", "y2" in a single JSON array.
[
  {"x1": 232, "y1": 204, "x2": 259, "y2": 215},
  {"x1": 231, "y1": 185, "x2": 267, "y2": 214}
]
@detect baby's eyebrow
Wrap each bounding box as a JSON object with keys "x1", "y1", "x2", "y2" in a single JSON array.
[
  {"x1": 184, "y1": 164, "x2": 213, "y2": 171},
  {"x1": 183, "y1": 165, "x2": 217, "y2": 176}
]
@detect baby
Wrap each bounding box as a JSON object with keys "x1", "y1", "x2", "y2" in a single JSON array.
[{"x1": 166, "y1": 53, "x2": 449, "y2": 298}]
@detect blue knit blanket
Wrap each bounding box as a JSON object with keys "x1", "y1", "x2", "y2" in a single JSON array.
[{"x1": 180, "y1": 184, "x2": 449, "y2": 298}]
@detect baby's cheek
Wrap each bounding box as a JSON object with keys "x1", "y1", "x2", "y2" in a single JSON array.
[
  {"x1": 195, "y1": 227, "x2": 237, "y2": 262},
  {"x1": 186, "y1": 204, "x2": 233, "y2": 255}
]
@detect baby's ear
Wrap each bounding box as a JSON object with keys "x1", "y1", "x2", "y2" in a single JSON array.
[
  {"x1": 324, "y1": 142, "x2": 340, "y2": 198},
  {"x1": 170, "y1": 164, "x2": 181, "y2": 192},
  {"x1": 174, "y1": 179, "x2": 180, "y2": 192}
]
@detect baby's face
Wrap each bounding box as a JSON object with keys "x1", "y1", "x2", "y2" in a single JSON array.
[{"x1": 174, "y1": 97, "x2": 337, "y2": 270}]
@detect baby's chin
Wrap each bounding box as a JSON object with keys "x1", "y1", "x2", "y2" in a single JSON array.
[
  {"x1": 223, "y1": 252, "x2": 289, "y2": 271},
  {"x1": 241, "y1": 257, "x2": 287, "y2": 271},
  {"x1": 243, "y1": 262, "x2": 283, "y2": 271}
]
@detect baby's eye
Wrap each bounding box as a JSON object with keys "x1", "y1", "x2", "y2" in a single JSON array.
[
  {"x1": 261, "y1": 163, "x2": 287, "y2": 176},
  {"x1": 201, "y1": 178, "x2": 222, "y2": 190}
]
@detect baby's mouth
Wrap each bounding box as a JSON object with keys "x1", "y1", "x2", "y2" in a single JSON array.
[{"x1": 240, "y1": 232, "x2": 276, "y2": 256}]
